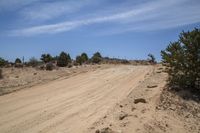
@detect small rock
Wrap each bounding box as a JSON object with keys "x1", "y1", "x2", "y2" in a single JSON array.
[
  {"x1": 134, "y1": 98, "x2": 147, "y2": 104},
  {"x1": 156, "y1": 106, "x2": 161, "y2": 110},
  {"x1": 147, "y1": 85, "x2": 158, "y2": 88},
  {"x1": 96, "y1": 127, "x2": 114, "y2": 133},
  {"x1": 156, "y1": 71, "x2": 162, "y2": 73},
  {"x1": 119, "y1": 113, "x2": 128, "y2": 120},
  {"x1": 131, "y1": 107, "x2": 136, "y2": 111},
  {"x1": 120, "y1": 123, "x2": 127, "y2": 127},
  {"x1": 185, "y1": 113, "x2": 192, "y2": 118},
  {"x1": 169, "y1": 104, "x2": 176, "y2": 111},
  {"x1": 119, "y1": 105, "x2": 123, "y2": 108},
  {"x1": 141, "y1": 109, "x2": 146, "y2": 113},
  {"x1": 33, "y1": 72, "x2": 37, "y2": 75}
]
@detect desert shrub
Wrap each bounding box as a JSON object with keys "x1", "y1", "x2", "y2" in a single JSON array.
[
  {"x1": 46, "y1": 62, "x2": 54, "y2": 71},
  {"x1": 91, "y1": 52, "x2": 102, "y2": 64},
  {"x1": 161, "y1": 28, "x2": 200, "y2": 91},
  {"x1": 121, "y1": 59, "x2": 130, "y2": 64},
  {"x1": 57, "y1": 52, "x2": 71, "y2": 67},
  {"x1": 148, "y1": 54, "x2": 156, "y2": 64},
  {"x1": 15, "y1": 63, "x2": 23, "y2": 68},
  {"x1": 68, "y1": 64, "x2": 72, "y2": 68},
  {"x1": 40, "y1": 54, "x2": 53, "y2": 63},
  {"x1": 73, "y1": 62, "x2": 78, "y2": 66},
  {"x1": 39, "y1": 65, "x2": 45, "y2": 70},
  {"x1": 0, "y1": 57, "x2": 7, "y2": 67},
  {"x1": 28, "y1": 57, "x2": 40, "y2": 67},
  {"x1": 0, "y1": 69, "x2": 3, "y2": 79}
]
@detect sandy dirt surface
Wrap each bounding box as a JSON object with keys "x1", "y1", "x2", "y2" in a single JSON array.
[
  {"x1": 0, "y1": 65, "x2": 152, "y2": 133},
  {"x1": 0, "y1": 65, "x2": 106, "y2": 95},
  {"x1": 88, "y1": 66, "x2": 200, "y2": 133}
]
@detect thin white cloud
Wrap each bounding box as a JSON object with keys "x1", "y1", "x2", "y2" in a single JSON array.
[
  {"x1": 20, "y1": 0, "x2": 94, "y2": 22},
  {"x1": 10, "y1": 6, "x2": 154, "y2": 36},
  {"x1": 0, "y1": 0, "x2": 39, "y2": 12},
  {"x1": 9, "y1": 0, "x2": 200, "y2": 36}
]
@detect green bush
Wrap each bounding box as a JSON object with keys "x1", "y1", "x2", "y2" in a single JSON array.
[
  {"x1": 91, "y1": 52, "x2": 102, "y2": 64},
  {"x1": 57, "y1": 52, "x2": 71, "y2": 67},
  {"x1": 161, "y1": 28, "x2": 200, "y2": 91}
]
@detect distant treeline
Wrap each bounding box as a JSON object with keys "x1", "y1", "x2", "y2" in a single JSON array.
[{"x1": 0, "y1": 52, "x2": 156, "y2": 70}]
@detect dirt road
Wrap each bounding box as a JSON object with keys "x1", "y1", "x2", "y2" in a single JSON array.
[{"x1": 0, "y1": 65, "x2": 152, "y2": 133}]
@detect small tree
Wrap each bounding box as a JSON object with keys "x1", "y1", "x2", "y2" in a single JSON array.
[
  {"x1": 161, "y1": 28, "x2": 200, "y2": 91},
  {"x1": 57, "y1": 52, "x2": 71, "y2": 67},
  {"x1": 67, "y1": 53, "x2": 72, "y2": 64},
  {"x1": 91, "y1": 52, "x2": 102, "y2": 64},
  {"x1": 40, "y1": 54, "x2": 52, "y2": 63},
  {"x1": 76, "y1": 55, "x2": 83, "y2": 65},
  {"x1": 0, "y1": 57, "x2": 7, "y2": 67},
  {"x1": 81, "y1": 53, "x2": 89, "y2": 63},
  {"x1": 148, "y1": 54, "x2": 156, "y2": 64},
  {"x1": 15, "y1": 58, "x2": 22, "y2": 64}
]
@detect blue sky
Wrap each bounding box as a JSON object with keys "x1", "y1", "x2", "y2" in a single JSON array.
[{"x1": 0, "y1": 0, "x2": 200, "y2": 62}]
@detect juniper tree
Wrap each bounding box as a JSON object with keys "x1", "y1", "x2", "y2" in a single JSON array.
[
  {"x1": 76, "y1": 55, "x2": 83, "y2": 65},
  {"x1": 57, "y1": 52, "x2": 71, "y2": 67},
  {"x1": 40, "y1": 54, "x2": 52, "y2": 63},
  {"x1": 92, "y1": 52, "x2": 102, "y2": 64},
  {"x1": 161, "y1": 28, "x2": 200, "y2": 91},
  {"x1": 0, "y1": 57, "x2": 7, "y2": 67},
  {"x1": 81, "y1": 53, "x2": 89, "y2": 63},
  {"x1": 15, "y1": 58, "x2": 22, "y2": 64}
]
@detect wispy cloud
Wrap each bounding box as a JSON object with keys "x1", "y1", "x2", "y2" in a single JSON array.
[
  {"x1": 20, "y1": 0, "x2": 94, "y2": 22},
  {"x1": 8, "y1": 0, "x2": 200, "y2": 36},
  {"x1": 0, "y1": 0, "x2": 39, "y2": 12}
]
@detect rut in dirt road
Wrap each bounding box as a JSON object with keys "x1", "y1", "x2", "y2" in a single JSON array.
[{"x1": 0, "y1": 65, "x2": 152, "y2": 133}]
